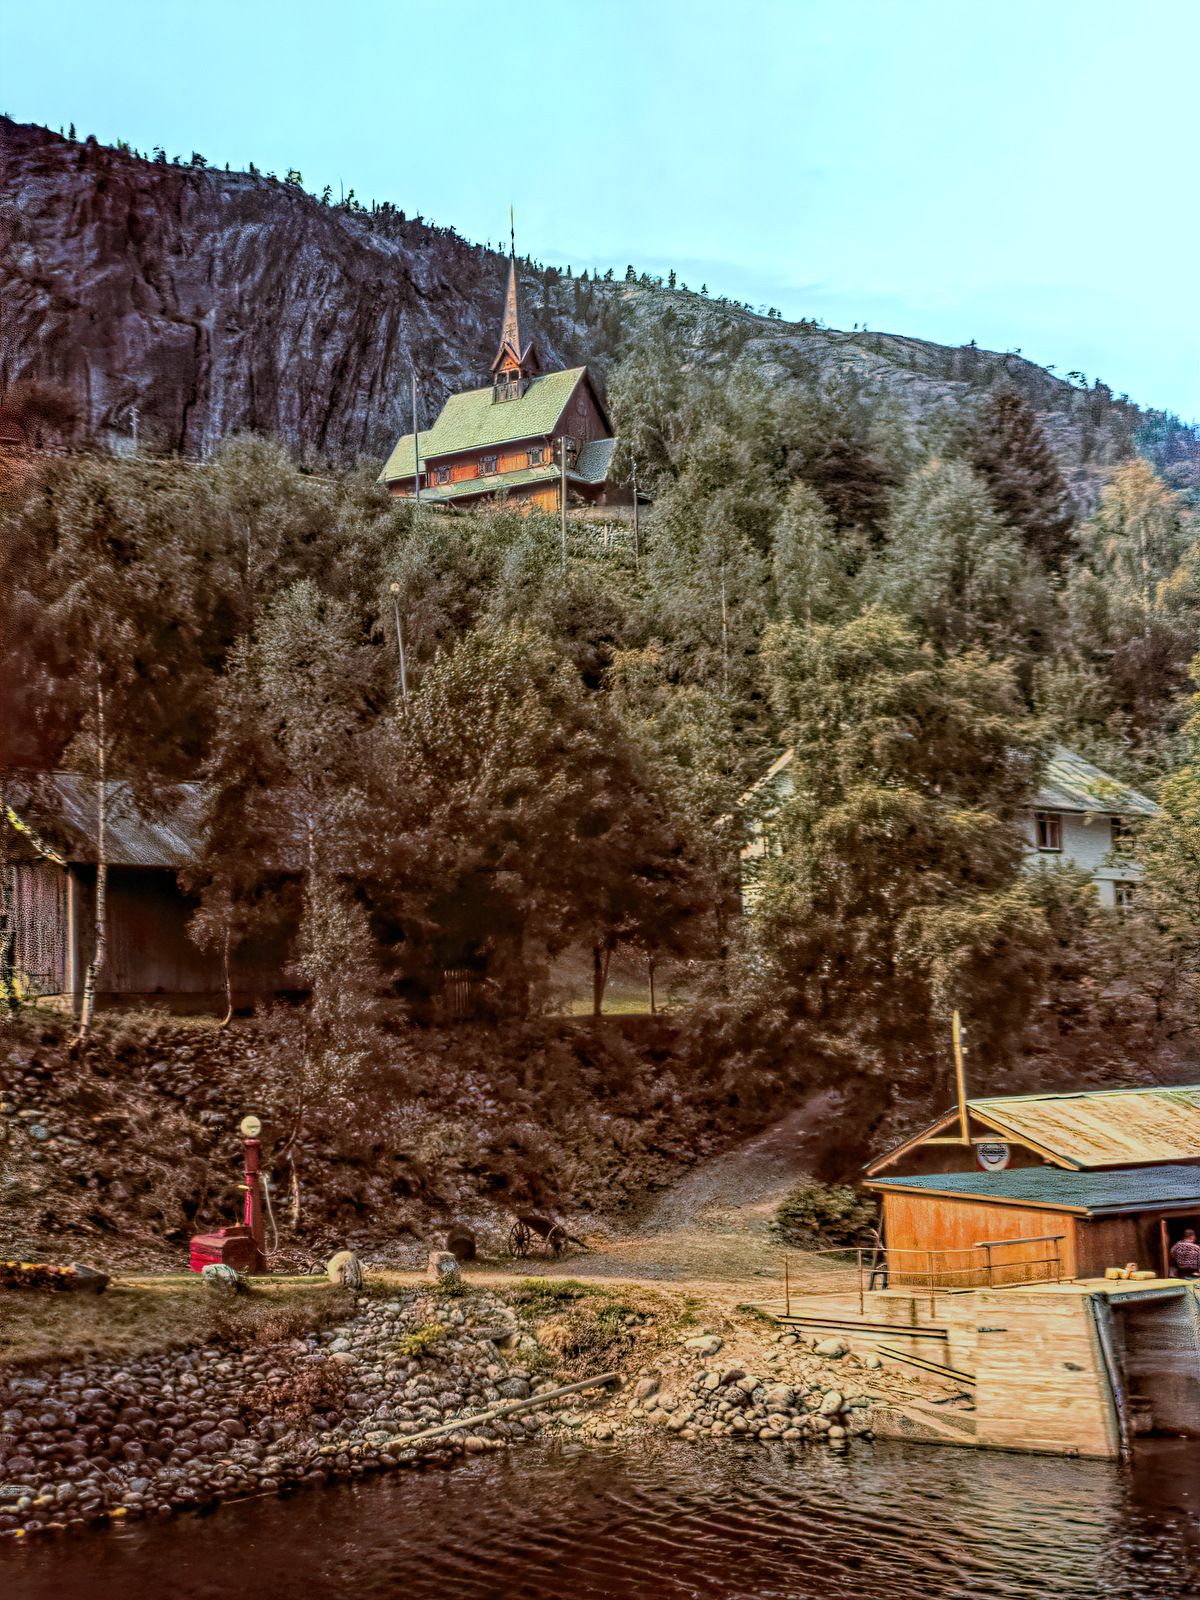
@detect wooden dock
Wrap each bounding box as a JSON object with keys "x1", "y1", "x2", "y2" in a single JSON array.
[{"x1": 752, "y1": 1279, "x2": 1200, "y2": 1458}]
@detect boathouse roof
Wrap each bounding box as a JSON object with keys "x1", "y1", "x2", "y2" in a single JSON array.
[
  {"x1": 866, "y1": 1085, "x2": 1200, "y2": 1176},
  {"x1": 867, "y1": 1163, "x2": 1200, "y2": 1217}
]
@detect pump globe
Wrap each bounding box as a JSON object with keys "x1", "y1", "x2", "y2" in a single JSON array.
[{"x1": 239, "y1": 1114, "x2": 262, "y2": 1138}]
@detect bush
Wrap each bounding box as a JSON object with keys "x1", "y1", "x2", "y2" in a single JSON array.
[{"x1": 773, "y1": 1182, "x2": 877, "y2": 1247}]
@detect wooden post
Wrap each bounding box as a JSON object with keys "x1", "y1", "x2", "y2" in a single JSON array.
[
  {"x1": 1159, "y1": 1217, "x2": 1170, "y2": 1279},
  {"x1": 412, "y1": 373, "x2": 422, "y2": 505},
  {"x1": 784, "y1": 1254, "x2": 790, "y2": 1318},
  {"x1": 927, "y1": 1249, "x2": 936, "y2": 1320},
  {"x1": 632, "y1": 457, "x2": 640, "y2": 573},
  {"x1": 647, "y1": 952, "x2": 655, "y2": 1015},
  {"x1": 389, "y1": 583, "x2": 409, "y2": 705},
  {"x1": 858, "y1": 1248, "x2": 864, "y2": 1316},
  {"x1": 983, "y1": 1242, "x2": 993, "y2": 1288},
  {"x1": 561, "y1": 434, "x2": 568, "y2": 570},
  {"x1": 951, "y1": 1009, "x2": 969, "y2": 1144}
]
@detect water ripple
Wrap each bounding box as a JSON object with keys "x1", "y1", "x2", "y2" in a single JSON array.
[{"x1": 2, "y1": 1435, "x2": 1197, "y2": 1600}]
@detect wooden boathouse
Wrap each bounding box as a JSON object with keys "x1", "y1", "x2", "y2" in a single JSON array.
[{"x1": 866, "y1": 1166, "x2": 1200, "y2": 1286}]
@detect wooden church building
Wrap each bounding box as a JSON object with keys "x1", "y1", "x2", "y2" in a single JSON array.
[{"x1": 380, "y1": 252, "x2": 617, "y2": 512}]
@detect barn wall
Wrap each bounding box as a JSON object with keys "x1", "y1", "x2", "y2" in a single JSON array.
[
  {"x1": 6, "y1": 861, "x2": 68, "y2": 996},
  {"x1": 1075, "y1": 1216, "x2": 1143, "y2": 1278},
  {"x1": 67, "y1": 865, "x2": 293, "y2": 1010},
  {"x1": 882, "y1": 1190, "x2": 1076, "y2": 1285}
]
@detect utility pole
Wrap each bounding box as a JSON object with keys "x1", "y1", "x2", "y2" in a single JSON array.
[
  {"x1": 631, "y1": 457, "x2": 640, "y2": 573},
  {"x1": 720, "y1": 563, "x2": 729, "y2": 698},
  {"x1": 560, "y1": 433, "x2": 568, "y2": 571},
  {"x1": 952, "y1": 1009, "x2": 969, "y2": 1144},
  {"x1": 389, "y1": 581, "x2": 409, "y2": 705},
  {"x1": 412, "y1": 372, "x2": 421, "y2": 504}
]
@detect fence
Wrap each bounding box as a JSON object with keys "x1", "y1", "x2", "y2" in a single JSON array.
[{"x1": 780, "y1": 1233, "x2": 1067, "y2": 1318}]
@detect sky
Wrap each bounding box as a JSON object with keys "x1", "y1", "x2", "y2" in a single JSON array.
[{"x1": 4, "y1": 0, "x2": 1198, "y2": 419}]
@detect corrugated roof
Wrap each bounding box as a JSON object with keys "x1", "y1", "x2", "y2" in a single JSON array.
[
  {"x1": 969, "y1": 1086, "x2": 1199, "y2": 1167},
  {"x1": 11, "y1": 774, "x2": 207, "y2": 868},
  {"x1": 865, "y1": 1085, "x2": 1200, "y2": 1175},
  {"x1": 380, "y1": 367, "x2": 591, "y2": 482},
  {"x1": 868, "y1": 1165, "x2": 1200, "y2": 1216},
  {"x1": 1037, "y1": 745, "x2": 1159, "y2": 817}
]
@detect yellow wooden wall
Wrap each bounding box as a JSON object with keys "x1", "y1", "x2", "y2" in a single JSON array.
[{"x1": 882, "y1": 1191, "x2": 1076, "y2": 1285}]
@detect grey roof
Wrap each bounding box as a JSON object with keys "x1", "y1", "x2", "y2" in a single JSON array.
[
  {"x1": 572, "y1": 437, "x2": 618, "y2": 485},
  {"x1": 868, "y1": 1165, "x2": 1200, "y2": 1216},
  {"x1": 1036, "y1": 745, "x2": 1159, "y2": 817},
  {"x1": 10, "y1": 774, "x2": 207, "y2": 868}
]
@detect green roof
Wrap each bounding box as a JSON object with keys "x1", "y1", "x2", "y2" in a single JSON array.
[
  {"x1": 380, "y1": 367, "x2": 592, "y2": 482},
  {"x1": 1037, "y1": 745, "x2": 1159, "y2": 817},
  {"x1": 868, "y1": 1165, "x2": 1199, "y2": 1216}
]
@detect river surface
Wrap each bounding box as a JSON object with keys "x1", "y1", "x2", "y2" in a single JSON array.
[{"x1": 3, "y1": 1435, "x2": 1197, "y2": 1600}]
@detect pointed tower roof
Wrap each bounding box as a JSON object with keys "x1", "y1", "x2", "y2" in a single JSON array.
[{"x1": 491, "y1": 251, "x2": 540, "y2": 379}]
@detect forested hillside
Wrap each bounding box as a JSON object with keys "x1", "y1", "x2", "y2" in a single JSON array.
[
  {"x1": 3, "y1": 113, "x2": 1195, "y2": 520},
  {"x1": 3, "y1": 119, "x2": 1200, "y2": 1261}
]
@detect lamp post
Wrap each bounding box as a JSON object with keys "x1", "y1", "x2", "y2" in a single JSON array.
[{"x1": 389, "y1": 581, "x2": 409, "y2": 705}]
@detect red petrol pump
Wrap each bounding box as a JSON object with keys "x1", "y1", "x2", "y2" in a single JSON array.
[{"x1": 189, "y1": 1114, "x2": 270, "y2": 1274}]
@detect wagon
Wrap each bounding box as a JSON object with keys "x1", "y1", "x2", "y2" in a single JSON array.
[{"x1": 507, "y1": 1212, "x2": 578, "y2": 1258}]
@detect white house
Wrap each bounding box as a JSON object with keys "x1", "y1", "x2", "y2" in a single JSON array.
[
  {"x1": 1026, "y1": 745, "x2": 1158, "y2": 908},
  {"x1": 740, "y1": 744, "x2": 1159, "y2": 909}
]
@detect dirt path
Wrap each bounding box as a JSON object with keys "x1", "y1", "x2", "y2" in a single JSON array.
[{"x1": 485, "y1": 1091, "x2": 850, "y2": 1302}]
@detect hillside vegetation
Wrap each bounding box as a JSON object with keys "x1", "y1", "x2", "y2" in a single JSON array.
[{"x1": 3, "y1": 130, "x2": 1200, "y2": 1265}]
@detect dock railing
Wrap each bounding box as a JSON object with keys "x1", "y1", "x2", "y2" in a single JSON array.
[{"x1": 781, "y1": 1234, "x2": 1066, "y2": 1318}]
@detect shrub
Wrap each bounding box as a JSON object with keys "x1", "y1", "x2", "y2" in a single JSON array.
[
  {"x1": 773, "y1": 1182, "x2": 877, "y2": 1247},
  {"x1": 395, "y1": 1322, "x2": 445, "y2": 1358}
]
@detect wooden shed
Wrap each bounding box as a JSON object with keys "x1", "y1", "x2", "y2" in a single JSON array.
[
  {"x1": 3, "y1": 775, "x2": 293, "y2": 1014},
  {"x1": 867, "y1": 1165, "x2": 1200, "y2": 1287}
]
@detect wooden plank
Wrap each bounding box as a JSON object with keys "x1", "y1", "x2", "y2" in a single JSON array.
[
  {"x1": 381, "y1": 1370, "x2": 620, "y2": 1453},
  {"x1": 875, "y1": 1344, "x2": 976, "y2": 1385}
]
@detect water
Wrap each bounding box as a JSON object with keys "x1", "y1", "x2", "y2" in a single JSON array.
[{"x1": 3, "y1": 1436, "x2": 1197, "y2": 1600}]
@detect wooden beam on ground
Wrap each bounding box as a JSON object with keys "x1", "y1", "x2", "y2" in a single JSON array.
[{"x1": 382, "y1": 1370, "x2": 620, "y2": 1453}]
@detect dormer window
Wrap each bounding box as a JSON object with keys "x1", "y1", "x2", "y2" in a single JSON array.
[
  {"x1": 433, "y1": 466, "x2": 450, "y2": 486},
  {"x1": 479, "y1": 455, "x2": 498, "y2": 476},
  {"x1": 528, "y1": 447, "x2": 545, "y2": 467}
]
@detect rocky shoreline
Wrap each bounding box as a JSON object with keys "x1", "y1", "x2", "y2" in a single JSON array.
[{"x1": 0, "y1": 1282, "x2": 899, "y2": 1541}]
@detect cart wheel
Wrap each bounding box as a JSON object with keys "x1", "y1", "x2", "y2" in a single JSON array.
[{"x1": 508, "y1": 1221, "x2": 532, "y2": 1258}]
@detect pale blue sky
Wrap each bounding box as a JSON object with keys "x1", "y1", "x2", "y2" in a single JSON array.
[{"x1": 4, "y1": 0, "x2": 1197, "y2": 418}]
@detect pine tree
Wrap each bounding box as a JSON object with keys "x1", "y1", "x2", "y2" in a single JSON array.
[
  {"x1": 873, "y1": 458, "x2": 1049, "y2": 659},
  {"x1": 756, "y1": 611, "x2": 1049, "y2": 1078},
  {"x1": 968, "y1": 390, "x2": 1078, "y2": 570}
]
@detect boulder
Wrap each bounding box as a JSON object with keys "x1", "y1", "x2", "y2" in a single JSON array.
[
  {"x1": 427, "y1": 1252, "x2": 461, "y2": 1285},
  {"x1": 814, "y1": 1337, "x2": 848, "y2": 1358},
  {"x1": 763, "y1": 1384, "x2": 794, "y2": 1411},
  {"x1": 327, "y1": 1250, "x2": 363, "y2": 1289},
  {"x1": 632, "y1": 1376, "x2": 660, "y2": 1405},
  {"x1": 819, "y1": 1390, "x2": 844, "y2": 1415},
  {"x1": 201, "y1": 1264, "x2": 243, "y2": 1296},
  {"x1": 496, "y1": 1378, "x2": 531, "y2": 1401},
  {"x1": 684, "y1": 1335, "x2": 723, "y2": 1357}
]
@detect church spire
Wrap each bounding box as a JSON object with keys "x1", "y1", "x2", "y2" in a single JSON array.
[{"x1": 491, "y1": 208, "x2": 540, "y2": 397}]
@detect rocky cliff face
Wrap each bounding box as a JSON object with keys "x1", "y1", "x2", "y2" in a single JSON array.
[{"x1": 0, "y1": 117, "x2": 1163, "y2": 499}]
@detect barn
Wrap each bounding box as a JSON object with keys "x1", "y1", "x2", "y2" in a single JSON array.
[{"x1": 2, "y1": 775, "x2": 292, "y2": 1014}]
